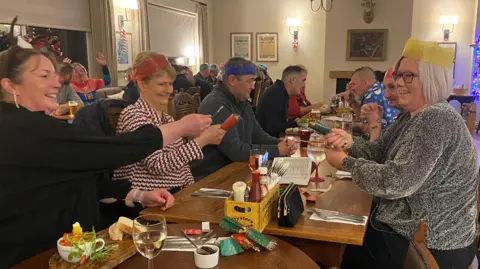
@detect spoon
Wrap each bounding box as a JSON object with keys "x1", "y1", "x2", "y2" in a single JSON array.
[{"x1": 179, "y1": 229, "x2": 210, "y2": 255}]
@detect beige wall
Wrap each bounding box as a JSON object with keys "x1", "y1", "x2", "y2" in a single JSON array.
[
  {"x1": 411, "y1": 0, "x2": 476, "y2": 88},
  {"x1": 322, "y1": 0, "x2": 413, "y2": 102},
  {"x1": 211, "y1": 0, "x2": 327, "y2": 103},
  {"x1": 147, "y1": 0, "x2": 215, "y2": 67}
]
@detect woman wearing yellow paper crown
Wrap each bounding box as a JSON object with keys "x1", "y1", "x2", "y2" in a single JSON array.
[{"x1": 324, "y1": 38, "x2": 478, "y2": 268}]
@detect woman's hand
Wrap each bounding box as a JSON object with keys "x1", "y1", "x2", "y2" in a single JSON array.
[
  {"x1": 53, "y1": 105, "x2": 69, "y2": 116},
  {"x1": 195, "y1": 125, "x2": 226, "y2": 147},
  {"x1": 176, "y1": 114, "x2": 212, "y2": 138},
  {"x1": 96, "y1": 52, "x2": 107, "y2": 66},
  {"x1": 63, "y1": 57, "x2": 72, "y2": 64},
  {"x1": 141, "y1": 189, "x2": 175, "y2": 210},
  {"x1": 325, "y1": 129, "x2": 353, "y2": 150},
  {"x1": 325, "y1": 149, "x2": 348, "y2": 170}
]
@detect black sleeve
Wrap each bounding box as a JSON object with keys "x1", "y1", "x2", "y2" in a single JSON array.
[
  {"x1": 96, "y1": 172, "x2": 132, "y2": 199},
  {"x1": 7, "y1": 117, "x2": 164, "y2": 172},
  {"x1": 200, "y1": 81, "x2": 213, "y2": 100}
]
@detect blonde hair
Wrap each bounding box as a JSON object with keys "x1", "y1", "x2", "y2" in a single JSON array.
[
  {"x1": 133, "y1": 51, "x2": 176, "y2": 83},
  {"x1": 418, "y1": 61, "x2": 452, "y2": 104}
]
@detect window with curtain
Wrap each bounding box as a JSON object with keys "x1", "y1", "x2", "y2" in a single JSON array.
[{"x1": 147, "y1": 4, "x2": 197, "y2": 69}]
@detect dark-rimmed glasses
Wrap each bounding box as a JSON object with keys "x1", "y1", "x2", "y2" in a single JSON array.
[{"x1": 392, "y1": 71, "x2": 418, "y2": 83}]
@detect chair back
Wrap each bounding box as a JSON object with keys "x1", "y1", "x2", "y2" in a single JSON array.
[
  {"x1": 172, "y1": 92, "x2": 200, "y2": 120},
  {"x1": 403, "y1": 221, "x2": 439, "y2": 269},
  {"x1": 252, "y1": 81, "x2": 263, "y2": 106},
  {"x1": 465, "y1": 103, "x2": 476, "y2": 135},
  {"x1": 186, "y1": 87, "x2": 201, "y2": 104}
]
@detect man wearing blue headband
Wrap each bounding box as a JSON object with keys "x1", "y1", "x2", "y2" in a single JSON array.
[
  {"x1": 192, "y1": 57, "x2": 297, "y2": 178},
  {"x1": 256, "y1": 65, "x2": 306, "y2": 137}
]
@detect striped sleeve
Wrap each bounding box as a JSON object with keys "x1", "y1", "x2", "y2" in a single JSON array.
[{"x1": 141, "y1": 139, "x2": 203, "y2": 176}]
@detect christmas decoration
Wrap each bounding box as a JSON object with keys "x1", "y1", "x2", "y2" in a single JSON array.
[
  {"x1": 22, "y1": 26, "x2": 62, "y2": 56},
  {"x1": 292, "y1": 39, "x2": 299, "y2": 48},
  {"x1": 470, "y1": 37, "x2": 480, "y2": 96},
  {"x1": 120, "y1": 28, "x2": 127, "y2": 55}
]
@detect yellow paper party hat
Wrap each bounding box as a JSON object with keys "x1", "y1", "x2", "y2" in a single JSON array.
[{"x1": 402, "y1": 38, "x2": 455, "y2": 68}]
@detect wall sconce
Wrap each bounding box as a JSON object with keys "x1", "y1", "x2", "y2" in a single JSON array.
[
  {"x1": 116, "y1": 0, "x2": 138, "y2": 27},
  {"x1": 286, "y1": 18, "x2": 300, "y2": 48},
  {"x1": 440, "y1": 15, "x2": 458, "y2": 41}
]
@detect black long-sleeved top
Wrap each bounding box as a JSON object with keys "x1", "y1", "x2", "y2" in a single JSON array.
[
  {"x1": 191, "y1": 84, "x2": 279, "y2": 178},
  {"x1": 255, "y1": 80, "x2": 297, "y2": 137},
  {"x1": 0, "y1": 102, "x2": 164, "y2": 268}
]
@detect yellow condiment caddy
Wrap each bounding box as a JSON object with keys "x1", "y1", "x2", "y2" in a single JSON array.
[{"x1": 224, "y1": 183, "x2": 279, "y2": 232}]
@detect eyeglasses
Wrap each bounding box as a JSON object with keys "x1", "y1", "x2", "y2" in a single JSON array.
[{"x1": 392, "y1": 71, "x2": 418, "y2": 83}]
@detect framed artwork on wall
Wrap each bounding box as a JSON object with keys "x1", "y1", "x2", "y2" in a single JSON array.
[
  {"x1": 346, "y1": 29, "x2": 388, "y2": 61},
  {"x1": 230, "y1": 32, "x2": 253, "y2": 61},
  {"x1": 116, "y1": 31, "x2": 133, "y2": 71},
  {"x1": 256, "y1": 32, "x2": 278, "y2": 62},
  {"x1": 436, "y1": 41, "x2": 457, "y2": 79}
]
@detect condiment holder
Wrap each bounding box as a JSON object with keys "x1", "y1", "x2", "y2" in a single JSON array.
[{"x1": 194, "y1": 245, "x2": 219, "y2": 268}]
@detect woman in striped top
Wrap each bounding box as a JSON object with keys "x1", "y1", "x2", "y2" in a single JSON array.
[{"x1": 114, "y1": 51, "x2": 225, "y2": 193}]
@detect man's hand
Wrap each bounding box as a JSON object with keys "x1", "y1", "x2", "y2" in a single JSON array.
[
  {"x1": 96, "y1": 52, "x2": 107, "y2": 66},
  {"x1": 141, "y1": 189, "x2": 175, "y2": 210}
]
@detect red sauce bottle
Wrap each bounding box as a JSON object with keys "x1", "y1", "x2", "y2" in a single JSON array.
[{"x1": 249, "y1": 171, "x2": 262, "y2": 203}]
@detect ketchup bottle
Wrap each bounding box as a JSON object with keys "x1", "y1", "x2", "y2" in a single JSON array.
[{"x1": 249, "y1": 171, "x2": 262, "y2": 202}]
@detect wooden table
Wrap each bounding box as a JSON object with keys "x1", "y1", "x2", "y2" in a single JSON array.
[
  {"x1": 14, "y1": 224, "x2": 320, "y2": 269},
  {"x1": 142, "y1": 160, "x2": 372, "y2": 266}
]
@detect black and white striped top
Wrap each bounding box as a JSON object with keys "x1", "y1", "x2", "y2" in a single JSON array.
[{"x1": 113, "y1": 98, "x2": 202, "y2": 190}]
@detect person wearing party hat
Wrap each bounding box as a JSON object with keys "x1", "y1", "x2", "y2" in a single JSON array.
[{"x1": 325, "y1": 39, "x2": 477, "y2": 268}]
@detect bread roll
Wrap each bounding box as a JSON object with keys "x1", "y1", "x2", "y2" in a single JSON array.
[
  {"x1": 108, "y1": 223, "x2": 123, "y2": 241},
  {"x1": 117, "y1": 217, "x2": 134, "y2": 235}
]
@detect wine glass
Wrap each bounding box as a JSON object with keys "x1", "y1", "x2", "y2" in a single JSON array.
[
  {"x1": 306, "y1": 133, "x2": 327, "y2": 183},
  {"x1": 133, "y1": 215, "x2": 167, "y2": 269}
]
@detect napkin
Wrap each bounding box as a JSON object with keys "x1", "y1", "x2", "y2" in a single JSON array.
[
  {"x1": 309, "y1": 213, "x2": 368, "y2": 226},
  {"x1": 335, "y1": 170, "x2": 352, "y2": 179},
  {"x1": 163, "y1": 237, "x2": 229, "y2": 252}
]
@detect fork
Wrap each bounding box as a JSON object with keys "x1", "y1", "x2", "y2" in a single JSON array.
[
  {"x1": 312, "y1": 211, "x2": 366, "y2": 224},
  {"x1": 308, "y1": 209, "x2": 366, "y2": 222}
]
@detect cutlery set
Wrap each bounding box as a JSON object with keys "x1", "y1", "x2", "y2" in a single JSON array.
[{"x1": 308, "y1": 208, "x2": 367, "y2": 225}]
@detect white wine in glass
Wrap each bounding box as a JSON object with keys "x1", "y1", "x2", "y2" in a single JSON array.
[
  {"x1": 133, "y1": 215, "x2": 167, "y2": 269},
  {"x1": 307, "y1": 133, "x2": 327, "y2": 182}
]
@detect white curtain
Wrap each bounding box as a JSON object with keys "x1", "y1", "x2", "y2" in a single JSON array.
[
  {"x1": 196, "y1": 3, "x2": 208, "y2": 64},
  {"x1": 89, "y1": 0, "x2": 118, "y2": 86},
  {"x1": 147, "y1": 4, "x2": 196, "y2": 61}
]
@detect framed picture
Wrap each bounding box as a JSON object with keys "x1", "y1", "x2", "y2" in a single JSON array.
[
  {"x1": 116, "y1": 31, "x2": 133, "y2": 71},
  {"x1": 230, "y1": 33, "x2": 253, "y2": 61},
  {"x1": 256, "y1": 32, "x2": 278, "y2": 62},
  {"x1": 346, "y1": 29, "x2": 388, "y2": 61},
  {"x1": 436, "y1": 41, "x2": 457, "y2": 78}
]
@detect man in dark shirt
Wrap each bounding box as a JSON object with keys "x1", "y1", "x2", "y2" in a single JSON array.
[
  {"x1": 173, "y1": 66, "x2": 194, "y2": 92},
  {"x1": 195, "y1": 63, "x2": 210, "y2": 81},
  {"x1": 255, "y1": 65, "x2": 306, "y2": 137},
  {"x1": 191, "y1": 57, "x2": 297, "y2": 178},
  {"x1": 180, "y1": 66, "x2": 212, "y2": 100},
  {"x1": 122, "y1": 67, "x2": 140, "y2": 102},
  {"x1": 207, "y1": 64, "x2": 219, "y2": 87}
]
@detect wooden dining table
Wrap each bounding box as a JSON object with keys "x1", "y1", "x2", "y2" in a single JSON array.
[
  {"x1": 13, "y1": 223, "x2": 320, "y2": 269},
  {"x1": 142, "y1": 149, "x2": 372, "y2": 266}
]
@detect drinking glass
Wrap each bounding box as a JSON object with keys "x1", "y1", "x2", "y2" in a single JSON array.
[
  {"x1": 68, "y1": 101, "x2": 79, "y2": 116},
  {"x1": 133, "y1": 215, "x2": 167, "y2": 269},
  {"x1": 342, "y1": 113, "x2": 353, "y2": 134},
  {"x1": 299, "y1": 128, "x2": 312, "y2": 148},
  {"x1": 306, "y1": 133, "x2": 327, "y2": 182},
  {"x1": 249, "y1": 149, "x2": 267, "y2": 171}
]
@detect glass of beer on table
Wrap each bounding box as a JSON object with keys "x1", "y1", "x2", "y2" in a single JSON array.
[
  {"x1": 299, "y1": 128, "x2": 312, "y2": 148},
  {"x1": 68, "y1": 101, "x2": 79, "y2": 116},
  {"x1": 249, "y1": 149, "x2": 267, "y2": 171}
]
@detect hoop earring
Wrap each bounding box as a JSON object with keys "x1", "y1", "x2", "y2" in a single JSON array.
[{"x1": 13, "y1": 94, "x2": 19, "y2": 108}]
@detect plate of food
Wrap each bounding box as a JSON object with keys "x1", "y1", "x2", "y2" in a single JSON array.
[
  {"x1": 286, "y1": 127, "x2": 301, "y2": 136},
  {"x1": 50, "y1": 217, "x2": 137, "y2": 269},
  {"x1": 319, "y1": 104, "x2": 331, "y2": 114}
]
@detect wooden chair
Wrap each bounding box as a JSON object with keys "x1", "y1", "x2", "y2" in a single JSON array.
[
  {"x1": 403, "y1": 221, "x2": 439, "y2": 269},
  {"x1": 170, "y1": 92, "x2": 200, "y2": 120},
  {"x1": 186, "y1": 87, "x2": 201, "y2": 105}
]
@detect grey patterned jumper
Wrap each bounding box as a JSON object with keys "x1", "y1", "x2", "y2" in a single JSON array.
[{"x1": 342, "y1": 101, "x2": 478, "y2": 250}]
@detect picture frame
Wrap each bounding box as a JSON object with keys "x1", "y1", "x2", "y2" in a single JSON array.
[
  {"x1": 116, "y1": 31, "x2": 133, "y2": 71},
  {"x1": 436, "y1": 41, "x2": 457, "y2": 78},
  {"x1": 346, "y1": 29, "x2": 388, "y2": 61},
  {"x1": 256, "y1": 32, "x2": 278, "y2": 62},
  {"x1": 230, "y1": 32, "x2": 253, "y2": 61}
]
